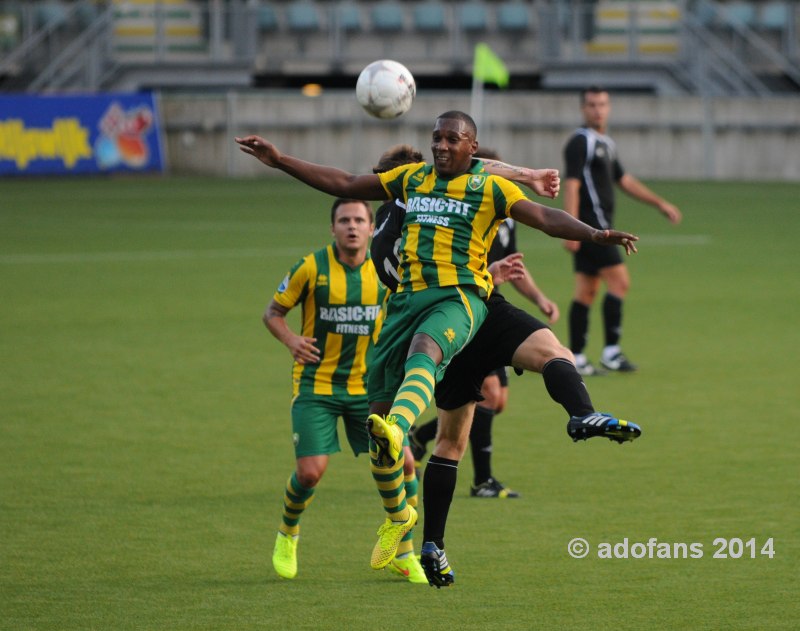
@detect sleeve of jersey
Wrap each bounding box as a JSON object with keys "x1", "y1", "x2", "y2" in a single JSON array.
[
  {"x1": 273, "y1": 256, "x2": 311, "y2": 309},
  {"x1": 564, "y1": 135, "x2": 586, "y2": 179},
  {"x1": 613, "y1": 157, "x2": 625, "y2": 182},
  {"x1": 376, "y1": 162, "x2": 422, "y2": 200},
  {"x1": 492, "y1": 178, "x2": 528, "y2": 219}
]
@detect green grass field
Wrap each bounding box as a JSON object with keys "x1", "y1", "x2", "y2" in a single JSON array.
[{"x1": 1, "y1": 176, "x2": 798, "y2": 630}]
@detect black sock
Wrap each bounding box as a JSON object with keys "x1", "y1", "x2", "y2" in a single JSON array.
[
  {"x1": 469, "y1": 406, "x2": 495, "y2": 486},
  {"x1": 414, "y1": 417, "x2": 438, "y2": 445},
  {"x1": 542, "y1": 358, "x2": 595, "y2": 417},
  {"x1": 603, "y1": 293, "x2": 623, "y2": 347},
  {"x1": 569, "y1": 300, "x2": 590, "y2": 354},
  {"x1": 422, "y1": 455, "x2": 459, "y2": 549}
]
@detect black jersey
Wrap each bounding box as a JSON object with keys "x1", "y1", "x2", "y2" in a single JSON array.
[
  {"x1": 371, "y1": 198, "x2": 405, "y2": 292},
  {"x1": 486, "y1": 219, "x2": 517, "y2": 297},
  {"x1": 563, "y1": 126, "x2": 625, "y2": 229}
]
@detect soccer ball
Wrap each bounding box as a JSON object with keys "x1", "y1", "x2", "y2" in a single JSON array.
[{"x1": 356, "y1": 60, "x2": 416, "y2": 119}]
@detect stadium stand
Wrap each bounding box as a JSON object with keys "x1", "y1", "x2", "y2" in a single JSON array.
[{"x1": 0, "y1": 0, "x2": 797, "y2": 95}]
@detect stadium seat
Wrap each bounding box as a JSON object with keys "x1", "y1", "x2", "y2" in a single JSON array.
[
  {"x1": 758, "y1": 1, "x2": 790, "y2": 30},
  {"x1": 75, "y1": 2, "x2": 98, "y2": 28},
  {"x1": 413, "y1": 1, "x2": 447, "y2": 34},
  {"x1": 35, "y1": 1, "x2": 69, "y2": 29},
  {"x1": 286, "y1": 0, "x2": 320, "y2": 33},
  {"x1": 497, "y1": 0, "x2": 530, "y2": 34},
  {"x1": 335, "y1": 1, "x2": 361, "y2": 34},
  {"x1": 722, "y1": 1, "x2": 757, "y2": 28},
  {"x1": 458, "y1": 1, "x2": 489, "y2": 34},
  {"x1": 258, "y1": 4, "x2": 279, "y2": 33},
  {"x1": 371, "y1": 0, "x2": 404, "y2": 33}
]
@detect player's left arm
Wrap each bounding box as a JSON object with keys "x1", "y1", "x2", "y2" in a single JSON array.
[
  {"x1": 509, "y1": 199, "x2": 639, "y2": 255},
  {"x1": 482, "y1": 160, "x2": 560, "y2": 199},
  {"x1": 509, "y1": 266, "x2": 560, "y2": 324},
  {"x1": 618, "y1": 173, "x2": 682, "y2": 224}
]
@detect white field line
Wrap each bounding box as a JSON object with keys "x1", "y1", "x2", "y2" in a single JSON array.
[
  {"x1": 0, "y1": 235, "x2": 710, "y2": 265},
  {"x1": 0, "y1": 247, "x2": 306, "y2": 265}
]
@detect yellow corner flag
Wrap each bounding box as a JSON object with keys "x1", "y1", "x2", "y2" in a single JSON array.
[{"x1": 473, "y1": 43, "x2": 509, "y2": 88}]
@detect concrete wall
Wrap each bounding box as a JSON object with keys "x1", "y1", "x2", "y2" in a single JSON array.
[{"x1": 160, "y1": 91, "x2": 800, "y2": 180}]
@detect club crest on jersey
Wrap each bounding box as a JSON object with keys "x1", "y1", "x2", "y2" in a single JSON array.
[
  {"x1": 316, "y1": 274, "x2": 328, "y2": 286},
  {"x1": 410, "y1": 170, "x2": 425, "y2": 184},
  {"x1": 444, "y1": 327, "x2": 456, "y2": 343},
  {"x1": 467, "y1": 174, "x2": 486, "y2": 191}
]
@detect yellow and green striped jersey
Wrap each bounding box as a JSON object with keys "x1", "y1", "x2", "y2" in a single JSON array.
[
  {"x1": 377, "y1": 160, "x2": 528, "y2": 296},
  {"x1": 273, "y1": 244, "x2": 387, "y2": 398}
]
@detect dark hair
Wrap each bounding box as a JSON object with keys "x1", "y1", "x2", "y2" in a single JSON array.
[
  {"x1": 330, "y1": 198, "x2": 373, "y2": 224},
  {"x1": 473, "y1": 147, "x2": 500, "y2": 161},
  {"x1": 372, "y1": 144, "x2": 424, "y2": 173},
  {"x1": 436, "y1": 110, "x2": 477, "y2": 139},
  {"x1": 581, "y1": 85, "x2": 608, "y2": 103}
]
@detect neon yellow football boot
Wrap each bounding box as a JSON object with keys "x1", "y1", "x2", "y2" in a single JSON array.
[
  {"x1": 387, "y1": 553, "x2": 428, "y2": 584},
  {"x1": 272, "y1": 532, "x2": 298, "y2": 579},
  {"x1": 370, "y1": 505, "x2": 417, "y2": 569},
  {"x1": 367, "y1": 413, "x2": 405, "y2": 467}
]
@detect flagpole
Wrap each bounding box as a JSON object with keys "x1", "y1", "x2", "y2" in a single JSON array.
[{"x1": 470, "y1": 72, "x2": 484, "y2": 134}]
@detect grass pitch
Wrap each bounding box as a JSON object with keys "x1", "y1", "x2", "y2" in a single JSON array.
[{"x1": 1, "y1": 176, "x2": 798, "y2": 630}]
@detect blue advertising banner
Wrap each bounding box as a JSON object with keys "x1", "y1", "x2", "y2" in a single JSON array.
[{"x1": 0, "y1": 93, "x2": 165, "y2": 176}]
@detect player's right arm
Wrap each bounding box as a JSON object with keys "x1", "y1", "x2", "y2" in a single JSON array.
[
  {"x1": 235, "y1": 135, "x2": 388, "y2": 200},
  {"x1": 263, "y1": 299, "x2": 321, "y2": 365},
  {"x1": 562, "y1": 178, "x2": 582, "y2": 253},
  {"x1": 562, "y1": 133, "x2": 586, "y2": 253}
]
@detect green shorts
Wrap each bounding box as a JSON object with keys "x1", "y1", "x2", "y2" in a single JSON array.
[
  {"x1": 368, "y1": 285, "x2": 488, "y2": 403},
  {"x1": 291, "y1": 392, "x2": 370, "y2": 458}
]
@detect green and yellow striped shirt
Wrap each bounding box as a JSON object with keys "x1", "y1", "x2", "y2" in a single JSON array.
[
  {"x1": 273, "y1": 244, "x2": 387, "y2": 398},
  {"x1": 377, "y1": 160, "x2": 527, "y2": 296}
]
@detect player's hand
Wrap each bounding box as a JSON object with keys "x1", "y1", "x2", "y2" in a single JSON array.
[
  {"x1": 287, "y1": 335, "x2": 321, "y2": 364},
  {"x1": 563, "y1": 239, "x2": 580, "y2": 253},
  {"x1": 526, "y1": 168, "x2": 560, "y2": 199},
  {"x1": 536, "y1": 295, "x2": 560, "y2": 324},
  {"x1": 488, "y1": 252, "x2": 525, "y2": 286},
  {"x1": 659, "y1": 201, "x2": 682, "y2": 224},
  {"x1": 592, "y1": 229, "x2": 639, "y2": 254},
  {"x1": 235, "y1": 135, "x2": 282, "y2": 167}
]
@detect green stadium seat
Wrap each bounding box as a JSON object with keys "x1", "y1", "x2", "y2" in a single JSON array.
[
  {"x1": 371, "y1": 1, "x2": 404, "y2": 33},
  {"x1": 258, "y1": 4, "x2": 279, "y2": 32},
  {"x1": 497, "y1": 0, "x2": 530, "y2": 33},
  {"x1": 759, "y1": 1, "x2": 790, "y2": 30},
  {"x1": 459, "y1": 1, "x2": 489, "y2": 34},
  {"x1": 35, "y1": 1, "x2": 69, "y2": 29},
  {"x1": 286, "y1": 0, "x2": 320, "y2": 33},
  {"x1": 722, "y1": 1, "x2": 757, "y2": 28},
  {"x1": 413, "y1": 1, "x2": 447, "y2": 34},
  {"x1": 335, "y1": 1, "x2": 362, "y2": 33}
]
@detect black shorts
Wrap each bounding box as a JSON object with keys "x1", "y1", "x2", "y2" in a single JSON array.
[
  {"x1": 434, "y1": 293, "x2": 548, "y2": 410},
  {"x1": 487, "y1": 366, "x2": 509, "y2": 387},
  {"x1": 574, "y1": 241, "x2": 623, "y2": 276}
]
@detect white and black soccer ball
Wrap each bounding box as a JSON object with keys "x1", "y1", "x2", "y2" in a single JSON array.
[{"x1": 356, "y1": 60, "x2": 416, "y2": 119}]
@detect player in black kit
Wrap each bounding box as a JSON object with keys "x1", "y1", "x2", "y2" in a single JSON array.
[{"x1": 563, "y1": 86, "x2": 682, "y2": 375}]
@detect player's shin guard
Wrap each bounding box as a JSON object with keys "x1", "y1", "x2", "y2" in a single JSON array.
[
  {"x1": 469, "y1": 406, "x2": 495, "y2": 485},
  {"x1": 369, "y1": 441, "x2": 410, "y2": 521},
  {"x1": 422, "y1": 454, "x2": 459, "y2": 548},
  {"x1": 542, "y1": 357, "x2": 595, "y2": 418},
  {"x1": 279, "y1": 472, "x2": 315, "y2": 537},
  {"x1": 389, "y1": 353, "x2": 436, "y2": 433}
]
